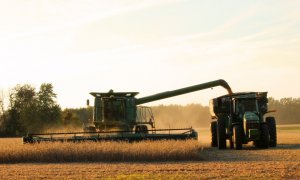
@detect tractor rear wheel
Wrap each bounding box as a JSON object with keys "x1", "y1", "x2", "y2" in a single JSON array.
[
  {"x1": 217, "y1": 119, "x2": 226, "y2": 149},
  {"x1": 233, "y1": 125, "x2": 243, "y2": 150},
  {"x1": 257, "y1": 124, "x2": 270, "y2": 149},
  {"x1": 211, "y1": 121, "x2": 218, "y2": 147},
  {"x1": 229, "y1": 137, "x2": 234, "y2": 149},
  {"x1": 266, "y1": 117, "x2": 277, "y2": 147}
]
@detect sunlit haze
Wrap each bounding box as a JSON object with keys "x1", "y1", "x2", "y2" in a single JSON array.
[{"x1": 1, "y1": 0, "x2": 299, "y2": 108}]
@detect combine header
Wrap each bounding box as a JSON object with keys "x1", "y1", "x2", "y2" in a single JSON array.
[
  {"x1": 23, "y1": 128, "x2": 197, "y2": 143},
  {"x1": 23, "y1": 79, "x2": 232, "y2": 144}
]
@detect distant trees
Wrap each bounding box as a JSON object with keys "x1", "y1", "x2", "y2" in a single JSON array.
[
  {"x1": 0, "y1": 91, "x2": 5, "y2": 134},
  {"x1": 152, "y1": 97, "x2": 300, "y2": 128},
  {"x1": 36, "y1": 84, "x2": 61, "y2": 128},
  {"x1": 0, "y1": 83, "x2": 62, "y2": 136},
  {"x1": 268, "y1": 97, "x2": 300, "y2": 124}
]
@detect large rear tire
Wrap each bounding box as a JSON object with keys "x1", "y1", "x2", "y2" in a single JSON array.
[
  {"x1": 266, "y1": 117, "x2": 277, "y2": 147},
  {"x1": 217, "y1": 119, "x2": 227, "y2": 149},
  {"x1": 233, "y1": 125, "x2": 243, "y2": 150},
  {"x1": 211, "y1": 121, "x2": 218, "y2": 147},
  {"x1": 257, "y1": 124, "x2": 270, "y2": 149},
  {"x1": 229, "y1": 137, "x2": 234, "y2": 149}
]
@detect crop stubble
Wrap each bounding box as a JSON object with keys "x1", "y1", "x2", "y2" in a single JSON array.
[{"x1": 0, "y1": 126, "x2": 299, "y2": 179}]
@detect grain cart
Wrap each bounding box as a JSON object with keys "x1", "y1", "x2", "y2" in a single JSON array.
[
  {"x1": 23, "y1": 79, "x2": 232, "y2": 143},
  {"x1": 210, "y1": 92, "x2": 277, "y2": 150}
]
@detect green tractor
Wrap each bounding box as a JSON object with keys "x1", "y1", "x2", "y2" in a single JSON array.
[{"x1": 210, "y1": 92, "x2": 277, "y2": 150}]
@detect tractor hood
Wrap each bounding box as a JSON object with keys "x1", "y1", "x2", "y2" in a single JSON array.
[{"x1": 243, "y1": 112, "x2": 259, "y2": 121}]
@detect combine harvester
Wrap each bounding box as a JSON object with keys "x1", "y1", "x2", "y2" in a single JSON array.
[{"x1": 23, "y1": 79, "x2": 232, "y2": 144}]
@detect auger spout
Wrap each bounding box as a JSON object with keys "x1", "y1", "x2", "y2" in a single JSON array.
[{"x1": 136, "y1": 79, "x2": 232, "y2": 105}]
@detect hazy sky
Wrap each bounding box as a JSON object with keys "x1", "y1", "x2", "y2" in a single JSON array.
[{"x1": 0, "y1": 0, "x2": 299, "y2": 108}]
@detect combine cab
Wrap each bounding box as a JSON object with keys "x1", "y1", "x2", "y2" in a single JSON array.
[{"x1": 23, "y1": 79, "x2": 233, "y2": 144}]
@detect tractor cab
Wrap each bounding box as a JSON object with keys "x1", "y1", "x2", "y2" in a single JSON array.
[{"x1": 232, "y1": 94, "x2": 260, "y2": 121}]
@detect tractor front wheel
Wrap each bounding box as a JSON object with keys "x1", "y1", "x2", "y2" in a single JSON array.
[
  {"x1": 257, "y1": 124, "x2": 270, "y2": 149},
  {"x1": 233, "y1": 125, "x2": 243, "y2": 150},
  {"x1": 266, "y1": 117, "x2": 277, "y2": 147},
  {"x1": 229, "y1": 136, "x2": 234, "y2": 149}
]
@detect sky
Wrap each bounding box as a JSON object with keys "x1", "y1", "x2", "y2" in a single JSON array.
[{"x1": 0, "y1": 0, "x2": 300, "y2": 108}]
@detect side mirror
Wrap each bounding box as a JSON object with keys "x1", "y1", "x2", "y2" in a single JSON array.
[{"x1": 86, "y1": 99, "x2": 90, "y2": 106}]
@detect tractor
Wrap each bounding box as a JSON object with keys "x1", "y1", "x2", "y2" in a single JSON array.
[{"x1": 210, "y1": 92, "x2": 277, "y2": 150}]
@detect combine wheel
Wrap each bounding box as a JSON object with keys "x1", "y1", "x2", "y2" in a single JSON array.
[
  {"x1": 84, "y1": 126, "x2": 96, "y2": 132},
  {"x1": 135, "y1": 125, "x2": 148, "y2": 134},
  {"x1": 210, "y1": 121, "x2": 218, "y2": 147},
  {"x1": 141, "y1": 125, "x2": 148, "y2": 134},
  {"x1": 217, "y1": 119, "x2": 226, "y2": 149},
  {"x1": 266, "y1": 117, "x2": 277, "y2": 147},
  {"x1": 233, "y1": 125, "x2": 243, "y2": 150},
  {"x1": 257, "y1": 124, "x2": 270, "y2": 149}
]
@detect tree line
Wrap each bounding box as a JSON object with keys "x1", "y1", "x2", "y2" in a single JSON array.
[
  {"x1": 152, "y1": 98, "x2": 300, "y2": 129},
  {"x1": 0, "y1": 83, "x2": 299, "y2": 136},
  {"x1": 0, "y1": 83, "x2": 89, "y2": 136}
]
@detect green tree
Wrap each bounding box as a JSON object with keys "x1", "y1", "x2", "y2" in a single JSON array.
[
  {"x1": 36, "y1": 83, "x2": 62, "y2": 129},
  {"x1": 6, "y1": 84, "x2": 37, "y2": 135},
  {"x1": 268, "y1": 97, "x2": 300, "y2": 124},
  {"x1": 2, "y1": 83, "x2": 62, "y2": 136},
  {"x1": 0, "y1": 91, "x2": 6, "y2": 135}
]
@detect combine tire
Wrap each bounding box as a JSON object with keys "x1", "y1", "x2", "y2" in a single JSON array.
[
  {"x1": 217, "y1": 119, "x2": 226, "y2": 149},
  {"x1": 233, "y1": 125, "x2": 243, "y2": 150},
  {"x1": 211, "y1": 121, "x2": 218, "y2": 147},
  {"x1": 135, "y1": 125, "x2": 148, "y2": 134},
  {"x1": 266, "y1": 117, "x2": 277, "y2": 147},
  {"x1": 84, "y1": 126, "x2": 96, "y2": 132},
  {"x1": 257, "y1": 124, "x2": 270, "y2": 149}
]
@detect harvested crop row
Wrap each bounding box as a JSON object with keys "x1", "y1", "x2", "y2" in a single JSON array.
[{"x1": 0, "y1": 139, "x2": 201, "y2": 163}]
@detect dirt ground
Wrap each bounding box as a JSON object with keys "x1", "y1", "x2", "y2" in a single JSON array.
[{"x1": 0, "y1": 126, "x2": 299, "y2": 179}]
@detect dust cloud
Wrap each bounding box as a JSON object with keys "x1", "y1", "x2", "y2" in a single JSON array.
[
  {"x1": 42, "y1": 125, "x2": 84, "y2": 133},
  {"x1": 151, "y1": 104, "x2": 211, "y2": 129}
]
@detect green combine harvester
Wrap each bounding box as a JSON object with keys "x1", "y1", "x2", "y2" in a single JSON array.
[{"x1": 23, "y1": 79, "x2": 232, "y2": 144}]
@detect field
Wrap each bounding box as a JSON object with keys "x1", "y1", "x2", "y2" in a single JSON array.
[{"x1": 0, "y1": 125, "x2": 299, "y2": 179}]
